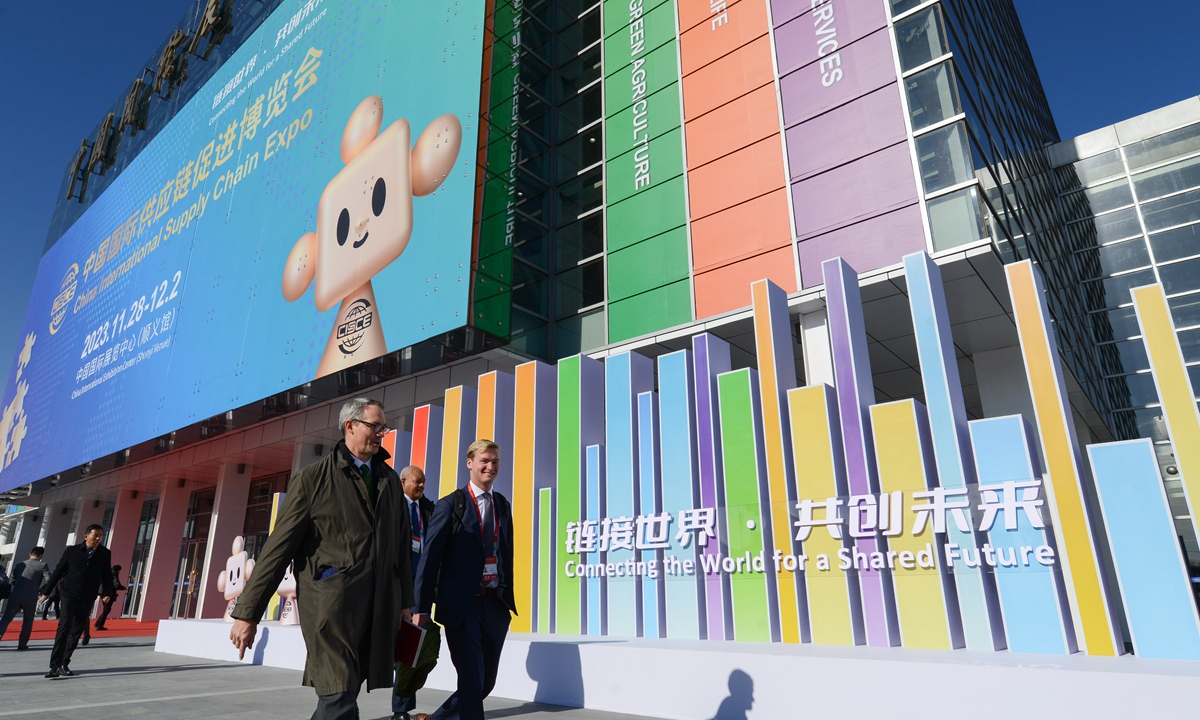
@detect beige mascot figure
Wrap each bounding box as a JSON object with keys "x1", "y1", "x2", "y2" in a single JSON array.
[
  {"x1": 216, "y1": 536, "x2": 254, "y2": 622},
  {"x1": 277, "y1": 561, "x2": 299, "y2": 626},
  {"x1": 281, "y1": 95, "x2": 462, "y2": 376}
]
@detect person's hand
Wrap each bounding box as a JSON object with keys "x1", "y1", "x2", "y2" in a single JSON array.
[
  {"x1": 401, "y1": 607, "x2": 413, "y2": 623},
  {"x1": 230, "y1": 619, "x2": 258, "y2": 660},
  {"x1": 414, "y1": 613, "x2": 430, "y2": 628},
  {"x1": 101, "y1": 596, "x2": 112, "y2": 604}
]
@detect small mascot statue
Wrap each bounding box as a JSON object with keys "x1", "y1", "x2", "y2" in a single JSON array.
[
  {"x1": 216, "y1": 535, "x2": 254, "y2": 622},
  {"x1": 277, "y1": 561, "x2": 299, "y2": 626}
]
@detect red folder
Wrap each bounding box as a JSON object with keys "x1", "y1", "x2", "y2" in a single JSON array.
[{"x1": 394, "y1": 619, "x2": 427, "y2": 667}]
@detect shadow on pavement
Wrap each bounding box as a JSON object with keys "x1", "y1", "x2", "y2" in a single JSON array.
[{"x1": 0, "y1": 662, "x2": 236, "y2": 680}]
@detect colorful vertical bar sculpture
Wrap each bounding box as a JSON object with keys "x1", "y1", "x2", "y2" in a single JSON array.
[
  {"x1": 380, "y1": 429, "x2": 412, "y2": 471},
  {"x1": 1131, "y1": 283, "x2": 1200, "y2": 543},
  {"x1": 512, "y1": 360, "x2": 557, "y2": 633},
  {"x1": 787, "y1": 384, "x2": 860, "y2": 646},
  {"x1": 870, "y1": 400, "x2": 961, "y2": 650},
  {"x1": 658, "y1": 348, "x2": 703, "y2": 640},
  {"x1": 970, "y1": 415, "x2": 1075, "y2": 655},
  {"x1": 823, "y1": 257, "x2": 898, "y2": 647},
  {"x1": 1089, "y1": 439, "x2": 1200, "y2": 660},
  {"x1": 605, "y1": 352, "x2": 654, "y2": 637},
  {"x1": 717, "y1": 368, "x2": 774, "y2": 642},
  {"x1": 693, "y1": 333, "x2": 731, "y2": 640},
  {"x1": 476, "y1": 370, "x2": 516, "y2": 500},
  {"x1": 585, "y1": 444, "x2": 604, "y2": 636},
  {"x1": 410, "y1": 404, "x2": 444, "y2": 498},
  {"x1": 558, "y1": 354, "x2": 605, "y2": 635},
  {"x1": 538, "y1": 486, "x2": 554, "y2": 634},
  {"x1": 638, "y1": 390, "x2": 663, "y2": 638},
  {"x1": 751, "y1": 279, "x2": 801, "y2": 644},
  {"x1": 1006, "y1": 260, "x2": 1120, "y2": 656},
  {"x1": 439, "y1": 385, "x2": 479, "y2": 498},
  {"x1": 904, "y1": 251, "x2": 1004, "y2": 651}
]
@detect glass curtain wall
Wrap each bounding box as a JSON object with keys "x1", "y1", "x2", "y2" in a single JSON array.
[
  {"x1": 889, "y1": 0, "x2": 1115, "y2": 438},
  {"x1": 1053, "y1": 119, "x2": 1200, "y2": 566},
  {"x1": 121, "y1": 496, "x2": 159, "y2": 618},
  {"x1": 475, "y1": 0, "x2": 607, "y2": 361}
]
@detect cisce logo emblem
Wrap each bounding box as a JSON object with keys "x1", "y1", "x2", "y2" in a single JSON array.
[
  {"x1": 336, "y1": 297, "x2": 374, "y2": 355},
  {"x1": 49, "y1": 263, "x2": 79, "y2": 335}
]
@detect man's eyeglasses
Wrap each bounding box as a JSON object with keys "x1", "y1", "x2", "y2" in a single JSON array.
[{"x1": 352, "y1": 419, "x2": 391, "y2": 435}]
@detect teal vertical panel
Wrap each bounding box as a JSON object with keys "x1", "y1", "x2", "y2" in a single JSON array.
[
  {"x1": 586, "y1": 444, "x2": 604, "y2": 636},
  {"x1": 638, "y1": 390, "x2": 662, "y2": 637},
  {"x1": 969, "y1": 415, "x2": 1074, "y2": 655},
  {"x1": 538, "y1": 487, "x2": 554, "y2": 634},
  {"x1": 1090, "y1": 439, "x2": 1200, "y2": 660},
  {"x1": 658, "y1": 349, "x2": 702, "y2": 640}
]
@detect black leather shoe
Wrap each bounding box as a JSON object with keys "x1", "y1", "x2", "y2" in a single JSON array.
[
  {"x1": 17, "y1": 645, "x2": 30, "y2": 651},
  {"x1": 59, "y1": 666, "x2": 75, "y2": 676},
  {"x1": 81, "y1": 637, "x2": 89, "y2": 646},
  {"x1": 45, "y1": 668, "x2": 60, "y2": 679}
]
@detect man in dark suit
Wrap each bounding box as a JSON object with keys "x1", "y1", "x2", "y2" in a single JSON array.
[
  {"x1": 393, "y1": 465, "x2": 436, "y2": 720},
  {"x1": 414, "y1": 440, "x2": 515, "y2": 720},
  {"x1": 0, "y1": 546, "x2": 51, "y2": 649},
  {"x1": 42, "y1": 525, "x2": 114, "y2": 677}
]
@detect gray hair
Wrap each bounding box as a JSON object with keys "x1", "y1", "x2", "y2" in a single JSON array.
[{"x1": 339, "y1": 397, "x2": 385, "y2": 436}]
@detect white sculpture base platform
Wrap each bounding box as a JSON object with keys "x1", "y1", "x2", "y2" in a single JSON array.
[{"x1": 156, "y1": 619, "x2": 1200, "y2": 719}]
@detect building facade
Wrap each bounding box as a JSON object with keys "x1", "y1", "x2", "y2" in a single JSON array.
[{"x1": 3, "y1": 0, "x2": 1197, "y2": 651}]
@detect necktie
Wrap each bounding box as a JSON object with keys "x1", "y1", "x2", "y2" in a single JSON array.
[
  {"x1": 481, "y1": 492, "x2": 493, "y2": 552},
  {"x1": 360, "y1": 462, "x2": 376, "y2": 506},
  {"x1": 410, "y1": 500, "x2": 421, "y2": 538}
]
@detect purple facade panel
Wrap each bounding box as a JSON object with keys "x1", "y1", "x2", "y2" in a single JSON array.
[
  {"x1": 797, "y1": 205, "x2": 925, "y2": 288},
  {"x1": 792, "y1": 142, "x2": 920, "y2": 239},
  {"x1": 774, "y1": 0, "x2": 888, "y2": 77},
  {"x1": 786, "y1": 83, "x2": 909, "y2": 181},
  {"x1": 779, "y1": 28, "x2": 897, "y2": 127},
  {"x1": 770, "y1": 0, "x2": 807, "y2": 27}
]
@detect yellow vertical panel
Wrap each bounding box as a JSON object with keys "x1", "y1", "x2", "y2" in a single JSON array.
[{"x1": 439, "y1": 386, "x2": 463, "y2": 498}]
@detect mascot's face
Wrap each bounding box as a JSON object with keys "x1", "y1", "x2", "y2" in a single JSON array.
[{"x1": 313, "y1": 120, "x2": 414, "y2": 312}]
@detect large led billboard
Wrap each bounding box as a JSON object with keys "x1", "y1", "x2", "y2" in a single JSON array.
[{"x1": 0, "y1": 0, "x2": 486, "y2": 489}]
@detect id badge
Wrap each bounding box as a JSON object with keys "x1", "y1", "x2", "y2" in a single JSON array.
[
  {"x1": 482, "y1": 556, "x2": 499, "y2": 584},
  {"x1": 411, "y1": 534, "x2": 422, "y2": 554}
]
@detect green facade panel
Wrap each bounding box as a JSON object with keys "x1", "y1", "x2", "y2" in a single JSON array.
[
  {"x1": 604, "y1": 1, "x2": 678, "y2": 77},
  {"x1": 604, "y1": 0, "x2": 675, "y2": 41},
  {"x1": 607, "y1": 228, "x2": 690, "y2": 302},
  {"x1": 556, "y1": 356, "x2": 583, "y2": 633},
  {"x1": 606, "y1": 127, "x2": 685, "y2": 206},
  {"x1": 604, "y1": 42, "x2": 682, "y2": 118},
  {"x1": 606, "y1": 82, "x2": 682, "y2": 160},
  {"x1": 606, "y1": 176, "x2": 688, "y2": 252},
  {"x1": 607, "y1": 278, "x2": 692, "y2": 342}
]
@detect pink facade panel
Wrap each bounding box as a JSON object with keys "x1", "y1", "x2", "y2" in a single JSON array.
[
  {"x1": 796, "y1": 205, "x2": 927, "y2": 288},
  {"x1": 779, "y1": 28, "x2": 897, "y2": 127},
  {"x1": 792, "y1": 142, "x2": 920, "y2": 240},
  {"x1": 785, "y1": 83, "x2": 909, "y2": 181},
  {"x1": 774, "y1": 0, "x2": 888, "y2": 77}
]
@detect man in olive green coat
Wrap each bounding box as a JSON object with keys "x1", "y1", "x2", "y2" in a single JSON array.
[{"x1": 230, "y1": 398, "x2": 414, "y2": 720}]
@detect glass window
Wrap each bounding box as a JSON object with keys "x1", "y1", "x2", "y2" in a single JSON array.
[
  {"x1": 916, "y1": 122, "x2": 973, "y2": 193},
  {"x1": 1141, "y1": 188, "x2": 1200, "y2": 233},
  {"x1": 1106, "y1": 373, "x2": 1159, "y2": 409},
  {"x1": 557, "y1": 166, "x2": 603, "y2": 220},
  {"x1": 1112, "y1": 407, "x2": 1169, "y2": 442},
  {"x1": 1093, "y1": 237, "x2": 1151, "y2": 278},
  {"x1": 556, "y1": 213, "x2": 604, "y2": 271},
  {"x1": 1056, "y1": 150, "x2": 1125, "y2": 188},
  {"x1": 1099, "y1": 338, "x2": 1150, "y2": 375},
  {"x1": 510, "y1": 309, "x2": 548, "y2": 359},
  {"x1": 1149, "y1": 222, "x2": 1200, "y2": 262},
  {"x1": 1066, "y1": 207, "x2": 1142, "y2": 249},
  {"x1": 1084, "y1": 268, "x2": 1155, "y2": 311},
  {"x1": 555, "y1": 307, "x2": 606, "y2": 359},
  {"x1": 1171, "y1": 292, "x2": 1200, "y2": 329},
  {"x1": 927, "y1": 185, "x2": 986, "y2": 251},
  {"x1": 1181, "y1": 327, "x2": 1200, "y2": 363},
  {"x1": 1190, "y1": 365, "x2": 1200, "y2": 397},
  {"x1": 1133, "y1": 155, "x2": 1200, "y2": 203},
  {"x1": 895, "y1": 5, "x2": 948, "y2": 72},
  {"x1": 1160, "y1": 257, "x2": 1200, "y2": 296},
  {"x1": 1062, "y1": 178, "x2": 1134, "y2": 220},
  {"x1": 556, "y1": 257, "x2": 605, "y2": 317},
  {"x1": 1125, "y1": 122, "x2": 1200, "y2": 171},
  {"x1": 1091, "y1": 306, "x2": 1142, "y2": 343},
  {"x1": 890, "y1": 0, "x2": 925, "y2": 15},
  {"x1": 905, "y1": 61, "x2": 961, "y2": 131}
]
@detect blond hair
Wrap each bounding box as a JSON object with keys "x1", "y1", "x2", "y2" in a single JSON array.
[{"x1": 466, "y1": 439, "x2": 500, "y2": 460}]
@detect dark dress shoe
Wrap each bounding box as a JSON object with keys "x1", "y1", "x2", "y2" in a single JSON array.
[
  {"x1": 81, "y1": 637, "x2": 89, "y2": 646},
  {"x1": 17, "y1": 645, "x2": 30, "y2": 651},
  {"x1": 59, "y1": 666, "x2": 75, "y2": 676},
  {"x1": 45, "y1": 668, "x2": 61, "y2": 679}
]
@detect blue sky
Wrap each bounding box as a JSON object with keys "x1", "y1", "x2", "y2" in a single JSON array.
[{"x1": 0, "y1": 0, "x2": 1197, "y2": 381}]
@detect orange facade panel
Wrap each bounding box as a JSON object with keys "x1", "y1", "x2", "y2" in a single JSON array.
[
  {"x1": 690, "y1": 188, "x2": 792, "y2": 273},
  {"x1": 684, "y1": 84, "x2": 782, "y2": 169},
  {"x1": 679, "y1": 0, "x2": 769, "y2": 76},
  {"x1": 680, "y1": 35, "x2": 776, "y2": 119},
  {"x1": 678, "y1": 0, "x2": 745, "y2": 34},
  {"x1": 693, "y1": 246, "x2": 797, "y2": 318},
  {"x1": 687, "y1": 134, "x2": 787, "y2": 220}
]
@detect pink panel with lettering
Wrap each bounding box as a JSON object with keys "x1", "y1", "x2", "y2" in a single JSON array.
[{"x1": 778, "y1": 27, "x2": 897, "y2": 126}]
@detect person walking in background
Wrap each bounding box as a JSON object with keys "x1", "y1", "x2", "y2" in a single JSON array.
[
  {"x1": 229, "y1": 398, "x2": 414, "y2": 720},
  {"x1": 93, "y1": 565, "x2": 125, "y2": 631},
  {"x1": 413, "y1": 440, "x2": 515, "y2": 720},
  {"x1": 393, "y1": 465, "x2": 435, "y2": 720},
  {"x1": 42, "y1": 526, "x2": 113, "y2": 677},
  {"x1": 0, "y1": 546, "x2": 50, "y2": 650}
]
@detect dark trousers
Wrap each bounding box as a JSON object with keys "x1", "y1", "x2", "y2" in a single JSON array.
[
  {"x1": 0, "y1": 595, "x2": 37, "y2": 647},
  {"x1": 432, "y1": 595, "x2": 510, "y2": 720},
  {"x1": 49, "y1": 597, "x2": 92, "y2": 669},
  {"x1": 312, "y1": 689, "x2": 360, "y2": 720},
  {"x1": 94, "y1": 597, "x2": 116, "y2": 628}
]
